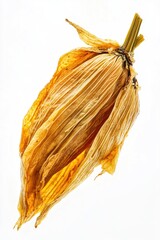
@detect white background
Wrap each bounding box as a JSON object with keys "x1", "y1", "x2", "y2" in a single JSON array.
[{"x1": 0, "y1": 0, "x2": 160, "y2": 239}]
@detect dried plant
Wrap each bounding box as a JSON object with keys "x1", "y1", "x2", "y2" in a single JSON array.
[{"x1": 15, "y1": 13, "x2": 144, "y2": 229}]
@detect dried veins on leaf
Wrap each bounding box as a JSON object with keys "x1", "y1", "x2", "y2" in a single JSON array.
[{"x1": 16, "y1": 13, "x2": 144, "y2": 229}]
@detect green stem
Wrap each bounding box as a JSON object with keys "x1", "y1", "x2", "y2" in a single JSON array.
[{"x1": 122, "y1": 13, "x2": 143, "y2": 52}]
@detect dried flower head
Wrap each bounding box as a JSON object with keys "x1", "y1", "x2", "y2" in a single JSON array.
[{"x1": 15, "y1": 13, "x2": 144, "y2": 229}]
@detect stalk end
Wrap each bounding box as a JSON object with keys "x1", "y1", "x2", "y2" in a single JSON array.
[{"x1": 122, "y1": 13, "x2": 143, "y2": 53}]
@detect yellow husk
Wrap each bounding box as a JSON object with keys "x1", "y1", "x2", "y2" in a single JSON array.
[{"x1": 16, "y1": 14, "x2": 143, "y2": 229}]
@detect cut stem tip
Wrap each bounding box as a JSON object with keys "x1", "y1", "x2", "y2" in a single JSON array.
[{"x1": 122, "y1": 13, "x2": 143, "y2": 52}]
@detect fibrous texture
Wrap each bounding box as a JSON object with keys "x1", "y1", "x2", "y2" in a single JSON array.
[{"x1": 16, "y1": 14, "x2": 143, "y2": 229}]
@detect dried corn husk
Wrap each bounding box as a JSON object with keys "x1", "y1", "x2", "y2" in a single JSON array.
[{"x1": 16, "y1": 13, "x2": 144, "y2": 229}]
